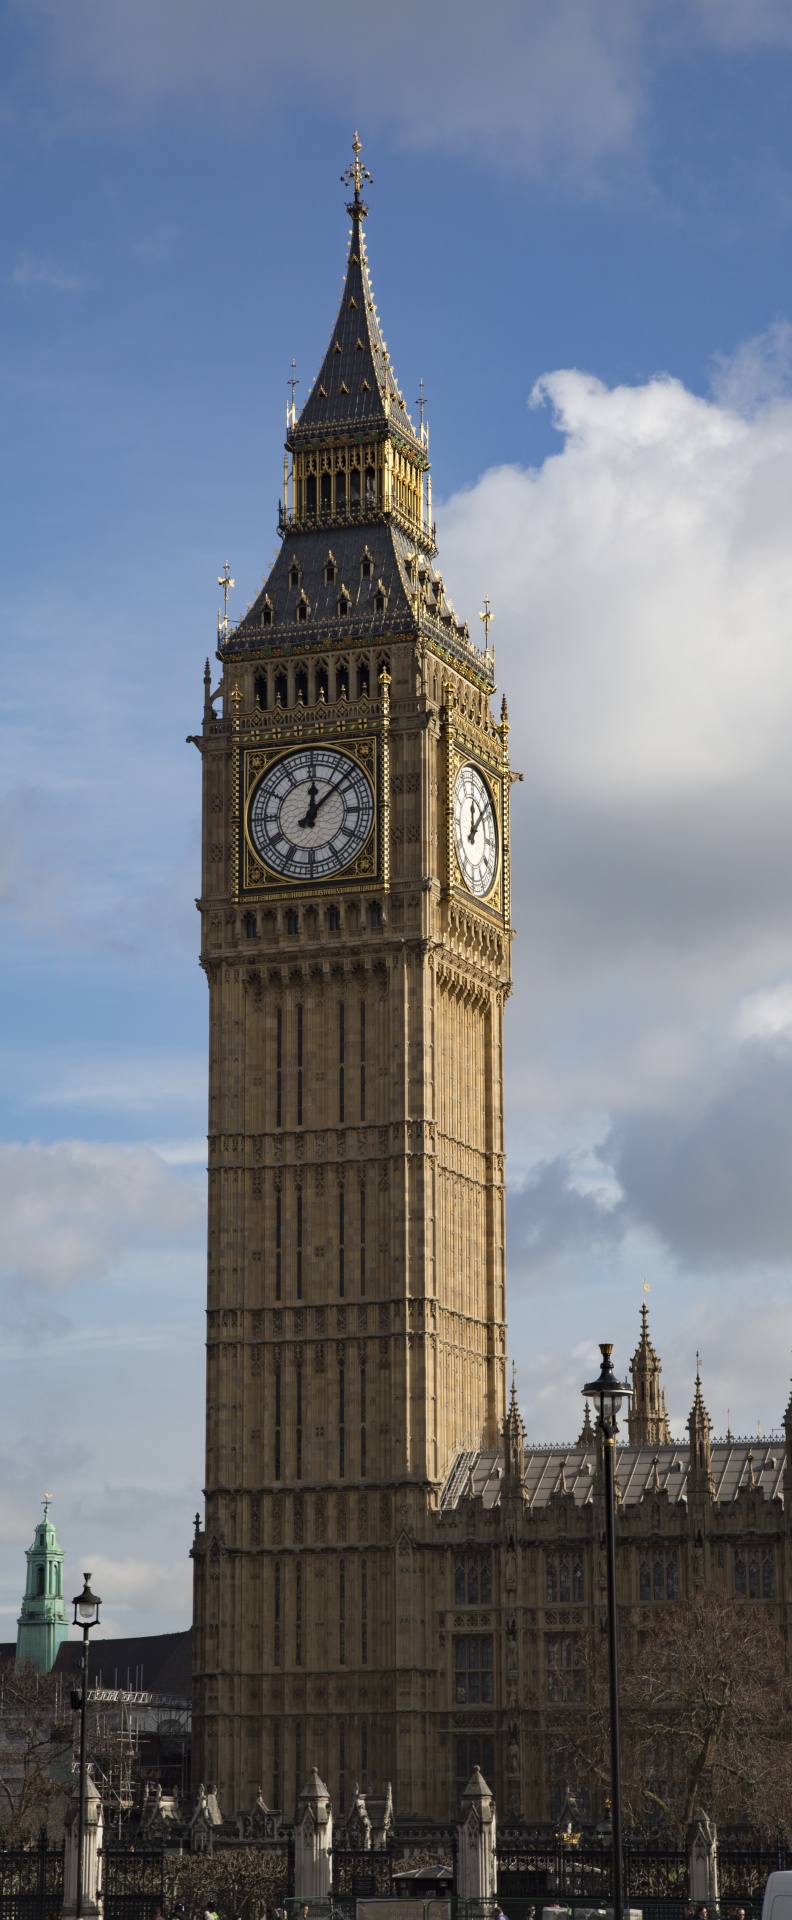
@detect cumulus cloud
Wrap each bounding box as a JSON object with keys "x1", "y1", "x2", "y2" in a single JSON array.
[
  {"x1": 0, "y1": 1141, "x2": 204, "y2": 1295},
  {"x1": 436, "y1": 335, "x2": 792, "y2": 1288},
  {"x1": 77, "y1": 1553, "x2": 191, "y2": 1620}
]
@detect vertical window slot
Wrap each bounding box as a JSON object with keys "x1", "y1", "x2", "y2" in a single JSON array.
[
  {"x1": 360, "y1": 1001, "x2": 366, "y2": 1121},
  {"x1": 296, "y1": 1188, "x2": 303, "y2": 1299},
  {"x1": 339, "y1": 1186, "x2": 345, "y2": 1298},
  {"x1": 275, "y1": 1190, "x2": 282, "y2": 1301},
  {"x1": 276, "y1": 1008, "x2": 282, "y2": 1128},
  {"x1": 297, "y1": 1005, "x2": 303, "y2": 1126},
  {"x1": 274, "y1": 1370, "x2": 281, "y2": 1481},
  {"x1": 339, "y1": 1002, "x2": 345, "y2": 1122}
]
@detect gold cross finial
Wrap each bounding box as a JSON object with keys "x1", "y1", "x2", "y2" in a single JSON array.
[
  {"x1": 341, "y1": 132, "x2": 373, "y2": 215},
  {"x1": 218, "y1": 561, "x2": 235, "y2": 638},
  {"x1": 479, "y1": 596, "x2": 494, "y2": 647},
  {"x1": 287, "y1": 359, "x2": 299, "y2": 428},
  {"x1": 42, "y1": 1493, "x2": 51, "y2": 1517}
]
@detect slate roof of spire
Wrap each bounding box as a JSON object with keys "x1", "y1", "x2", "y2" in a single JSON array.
[{"x1": 288, "y1": 195, "x2": 422, "y2": 452}]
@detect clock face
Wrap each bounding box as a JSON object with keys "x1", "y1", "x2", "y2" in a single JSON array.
[
  {"x1": 453, "y1": 762, "x2": 498, "y2": 898},
  {"x1": 248, "y1": 745, "x2": 375, "y2": 881}
]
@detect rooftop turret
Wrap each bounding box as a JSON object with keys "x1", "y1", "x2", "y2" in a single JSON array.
[{"x1": 16, "y1": 1497, "x2": 69, "y2": 1673}]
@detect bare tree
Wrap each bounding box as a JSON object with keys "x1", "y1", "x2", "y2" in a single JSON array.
[
  {"x1": 163, "y1": 1847, "x2": 289, "y2": 1920},
  {"x1": 548, "y1": 1592, "x2": 792, "y2": 1838},
  {"x1": 0, "y1": 1662, "x2": 71, "y2": 1841}
]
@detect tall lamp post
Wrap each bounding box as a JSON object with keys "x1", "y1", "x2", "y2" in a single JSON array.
[
  {"x1": 582, "y1": 1345, "x2": 632, "y2": 1920},
  {"x1": 72, "y1": 1573, "x2": 101, "y2": 1920}
]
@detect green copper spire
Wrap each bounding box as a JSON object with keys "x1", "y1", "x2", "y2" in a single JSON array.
[{"x1": 16, "y1": 1497, "x2": 69, "y2": 1673}]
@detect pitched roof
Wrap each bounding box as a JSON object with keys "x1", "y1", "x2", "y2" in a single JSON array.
[
  {"x1": 289, "y1": 200, "x2": 421, "y2": 452},
  {"x1": 52, "y1": 1629, "x2": 191, "y2": 1701},
  {"x1": 440, "y1": 1440, "x2": 786, "y2": 1510}
]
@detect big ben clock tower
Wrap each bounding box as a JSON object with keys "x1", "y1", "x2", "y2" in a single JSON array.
[{"x1": 191, "y1": 139, "x2": 513, "y2": 1822}]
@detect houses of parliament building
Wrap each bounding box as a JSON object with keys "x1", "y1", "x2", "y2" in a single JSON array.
[{"x1": 189, "y1": 141, "x2": 792, "y2": 1828}]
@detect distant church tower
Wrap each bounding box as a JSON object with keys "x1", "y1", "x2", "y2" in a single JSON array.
[
  {"x1": 191, "y1": 139, "x2": 512, "y2": 1818},
  {"x1": 628, "y1": 1303, "x2": 671, "y2": 1445},
  {"x1": 16, "y1": 1500, "x2": 68, "y2": 1673}
]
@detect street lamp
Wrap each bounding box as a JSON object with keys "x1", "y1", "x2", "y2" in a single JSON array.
[
  {"x1": 72, "y1": 1573, "x2": 101, "y2": 1920},
  {"x1": 582, "y1": 1345, "x2": 632, "y2": 1920}
]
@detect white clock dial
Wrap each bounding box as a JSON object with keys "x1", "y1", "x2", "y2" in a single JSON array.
[
  {"x1": 248, "y1": 745, "x2": 375, "y2": 881},
  {"x1": 453, "y1": 763, "x2": 498, "y2": 898}
]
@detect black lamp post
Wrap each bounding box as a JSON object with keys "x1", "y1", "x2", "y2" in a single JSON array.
[
  {"x1": 72, "y1": 1573, "x2": 101, "y2": 1920},
  {"x1": 582, "y1": 1345, "x2": 632, "y2": 1920}
]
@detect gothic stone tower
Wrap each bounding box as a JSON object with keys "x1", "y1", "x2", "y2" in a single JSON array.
[{"x1": 191, "y1": 143, "x2": 512, "y2": 1819}]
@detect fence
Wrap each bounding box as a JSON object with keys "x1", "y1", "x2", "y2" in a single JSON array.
[
  {"x1": 0, "y1": 1833, "x2": 63, "y2": 1920},
  {"x1": 102, "y1": 1847, "x2": 164, "y2": 1920}
]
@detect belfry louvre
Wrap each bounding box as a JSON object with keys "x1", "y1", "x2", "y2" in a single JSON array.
[{"x1": 189, "y1": 145, "x2": 792, "y2": 1826}]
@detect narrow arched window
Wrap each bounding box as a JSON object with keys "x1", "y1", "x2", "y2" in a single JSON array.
[
  {"x1": 306, "y1": 474, "x2": 317, "y2": 516},
  {"x1": 274, "y1": 669, "x2": 287, "y2": 706},
  {"x1": 255, "y1": 672, "x2": 267, "y2": 710},
  {"x1": 320, "y1": 471, "x2": 332, "y2": 513},
  {"x1": 336, "y1": 469, "x2": 347, "y2": 512},
  {"x1": 365, "y1": 465, "x2": 376, "y2": 506},
  {"x1": 357, "y1": 660, "x2": 370, "y2": 697},
  {"x1": 36, "y1": 1567, "x2": 44, "y2": 1597},
  {"x1": 296, "y1": 666, "x2": 308, "y2": 704},
  {"x1": 350, "y1": 467, "x2": 361, "y2": 508}
]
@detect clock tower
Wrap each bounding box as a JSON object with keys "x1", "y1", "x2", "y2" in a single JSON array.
[{"x1": 191, "y1": 139, "x2": 513, "y2": 1821}]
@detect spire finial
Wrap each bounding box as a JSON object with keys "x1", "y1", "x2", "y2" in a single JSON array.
[
  {"x1": 287, "y1": 359, "x2": 299, "y2": 429},
  {"x1": 42, "y1": 1493, "x2": 51, "y2": 1519},
  {"x1": 479, "y1": 595, "x2": 494, "y2": 648},
  {"x1": 696, "y1": 1349, "x2": 702, "y2": 1381},
  {"x1": 509, "y1": 1360, "x2": 518, "y2": 1413},
  {"x1": 342, "y1": 132, "x2": 372, "y2": 219},
  {"x1": 218, "y1": 560, "x2": 234, "y2": 639}
]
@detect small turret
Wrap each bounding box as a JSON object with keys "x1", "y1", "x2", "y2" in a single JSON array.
[
  {"x1": 16, "y1": 1498, "x2": 69, "y2": 1673},
  {"x1": 687, "y1": 1360, "x2": 715, "y2": 1500},
  {"x1": 628, "y1": 1303, "x2": 671, "y2": 1445},
  {"x1": 503, "y1": 1367, "x2": 525, "y2": 1487}
]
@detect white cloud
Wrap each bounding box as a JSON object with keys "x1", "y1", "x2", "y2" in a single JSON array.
[
  {"x1": 77, "y1": 1554, "x2": 190, "y2": 1619},
  {"x1": 11, "y1": 252, "x2": 83, "y2": 292},
  {"x1": 436, "y1": 339, "x2": 792, "y2": 1288},
  {"x1": 0, "y1": 1140, "x2": 204, "y2": 1294}
]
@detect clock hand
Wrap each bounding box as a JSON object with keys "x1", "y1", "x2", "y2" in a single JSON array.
[
  {"x1": 297, "y1": 780, "x2": 319, "y2": 829},
  {"x1": 311, "y1": 780, "x2": 346, "y2": 815},
  {"x1": 468, "y1": 803, "x2": 483, "y2": 844}
]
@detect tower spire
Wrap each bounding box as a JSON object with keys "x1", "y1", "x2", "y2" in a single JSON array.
[
  {"x1": 688, "y1": 1356, "x2": 715, "y2": 1499},
  {"x1": 627, "y1": 1296, "x2": 670, "y2": 1445}
]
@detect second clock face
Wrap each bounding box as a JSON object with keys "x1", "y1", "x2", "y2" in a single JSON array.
[
  {"x1": 453, "y1": 762, "x2": 498, "y2": 898},
  {"x1": 248, "y1": 745, "x2": 375, "y2": 881}
]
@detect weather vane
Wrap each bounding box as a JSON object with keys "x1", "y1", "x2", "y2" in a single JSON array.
[
  {"x1": 218, "y1": 560, "x2": 235, "y2": 639},
  {"x1": 42, "y1": 1493, "x2": 51, "y2": 1516},
  {"x1": 341, "y1": 132, "x2": 372, "y2": 215},
  {"x1": 479, "y1": 596, "x2": 494, "y2": 648}
]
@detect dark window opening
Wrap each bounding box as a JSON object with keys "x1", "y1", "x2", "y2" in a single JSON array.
[
  {"x1": 361, "y1": 1559, "x2": 368, "y2": 1666},
  {"x1": 339, "y1": 1366, "x2": 345, "y2": 1478},
  {"x1": 273, "y1": 1719, "x2": 281, "y2": 1805},
  {"x1": 336, "y1": 469, "x2": 347, "y2": 512},
  {"x1": 262, "y1": 604, "x2": 273, "y2": 628},
  {"x1": 454, "y1": 1636, "x2": 493, "y2": 1704},
  {"x1": 325, "y1": 561, "x2": 336, "y2": 585},
  {"x1": 350, "y1": 468, "x2": 361, "y2": 507},
  {"x1": 274, "y1": 1370, "x2": 281, "y2": 1481},
  {"x1": 36, "y1": 1567, "x2": 45, "y2": 1597},
  {"x1": 360, "y1": 1363, "x2": 367, "y2": 1478},
  {"x1": 296, "y1": 666, "x2": 308, "y2": 703},
  {"x1": 243, "y1": 910, "x2": 257, "y2": 939},
  {"x1": 275, "y1": 1190, "x2": 282, "y2": 1301},
  {"x1": 295, "y1": 1561, "x2": 302, "y2": 1667},
  {"x1": 359, "y1": 1186, "x2": 366, "y2": 1298},
  {"x1": 296, "y1": 1368, "x2": 303, "y2": 1480},
  {"x1": 296, "y1": 1004, "x2": 303, "y2": 1125},
  {"x1": 274, "y1": 1565, "x2": 281, "y2": 1666},
  {"x1": 297, "y1": 601, "x2": 307, "y2": 623},
  {"x1": 368, "y1": 901, "x2": 382, "y2": 929},
  {"x1": 339, "y1": 1002, "x2": 345, "y2": 1122},
  {"x1": 338, "y1": 595, "x2": 349, "y2": 617},
  {"x1": 316, "y1": 665, "x2": 329, "y2": 701},
  {"x1": 327, "y1": 905, "x2": 341, "y2": 931},
  {"x1": 365, "y1": 465, "x2": 376, "y2": 506},
  {"x1": 306, "y1": 474, "x2": 317, "y2": 515},
  {"x1": 357, "y1": 660, "x2": 370, "y2": 697},
  {"x1": 336, "y1": 664, "x2": 349, "y2": 700},
  {"x1": 286, "y1": 909, "x2": 299, "y2": 935},
  {"x1": 296, "y1": 1187, "x2": 303, "y2": 1300},
  {"x1": 338, "y1": 1186, "x2": 345, "y2": 1297},
  {"x1": 546, "y1": 1634, "x2": 585, "y2": 1703},
  {"x1": 374, "y1": 592, "x2": 385, "y2": 614},
  {"x1": 360, "y1": 1001, "x2": 366, "y2": 1120},
  {"x1": 339, "y1": 1559, "x2": 345, "y2": 1666},
  {"x1": 456, "y1": 1736, "x2": 494, "y2": 1808},
  {"x1": 255, "y1": 672, "x2": 268, "y2": 709},
  {"x1": 321, "y1": 472, "x2": 332, "y2": 513},
  {"x1": 274, "y1": 669, "x2": 287, "y2": 706},
  {"x1": 361, "y1": 556, "x2": 372, "y2": 579},
  {"x1": 276, "y1": 1009, "x2": 283, "y2": 1127},
  {"x1": 290, "y1": 566, "x2": 300, "y2": 588}
]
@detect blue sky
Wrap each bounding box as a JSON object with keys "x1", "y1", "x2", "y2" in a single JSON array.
[{"x1": 4, "y1": 0, "x2": 792, "y2": 1635}]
